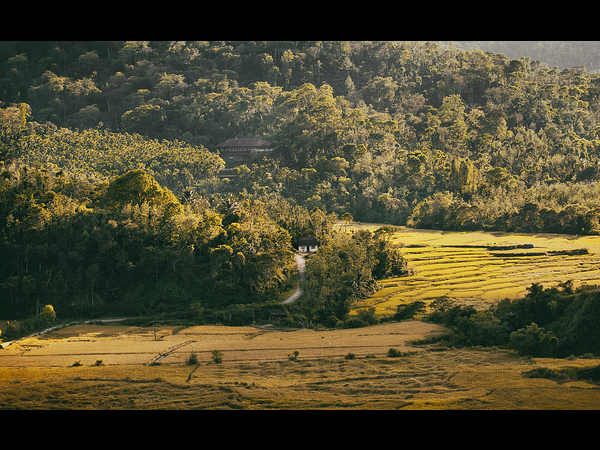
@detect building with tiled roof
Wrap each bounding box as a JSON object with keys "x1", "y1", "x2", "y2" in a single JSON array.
[{"x1": 217, "y1": 137, "x2": 274, "y2": 165}]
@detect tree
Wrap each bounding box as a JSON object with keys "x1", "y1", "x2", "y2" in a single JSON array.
[
  {"x1": 39, "y1": 304, "x2": 56, "y2": 323},
  {"x1": 121, "y1": 104, "x2": 165, "y2": 135},
  {"x1": 509, "y1": 322, "x2": 559, "y2": 357},
  {"x1": 104, "y1": 169, "x2": 182, "y2": 214}
]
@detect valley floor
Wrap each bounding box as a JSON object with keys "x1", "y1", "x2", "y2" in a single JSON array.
[{"x1": 1, "y1": 321, "x2": 600, "y2": 409}]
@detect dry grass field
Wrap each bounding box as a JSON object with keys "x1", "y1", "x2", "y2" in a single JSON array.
[
  {"x1": 1, "y1": 321, "x2": 600, "y2": 409},
  {"x1": 346, "y1": 224, "x2": 600, "y2": 317},
  {"x1": 2, "y1": 224, "x2": 600, "y2": 410}
]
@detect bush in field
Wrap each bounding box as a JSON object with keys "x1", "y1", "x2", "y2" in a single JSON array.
[
  {"x1": 211, "y1": 350, "x2": 223, "y2": 364},
  {"x1": 187, "y1": 352, "x2": 198, "y2": 365},
  {"x1": 387, "y1": 348, "x2": 403, "y2": 357},
  {"x1": 558, "y1": 292, "x2": 600, "y2": 356},
  {"x1": 39, "y1": 305, "x2": 56, "y2": 324},
  {"x1": 394, "y1": 301, "x2": 426, "y2": 320},
  {"x1": 509, "y1": 322, "x2": 560, "y2": 357},
  {"x1": 356, "y1": 308, "x2": 378, "y2": 325},
  {"x1": 461, "y1": 310, "x2": 510, "y2": 346},
  {"x1": 341, "y1": 307, "x2": 379, "y2": 329},
  {"x1": 343, "y1": 317, "x2": 368, "y2": 328}
]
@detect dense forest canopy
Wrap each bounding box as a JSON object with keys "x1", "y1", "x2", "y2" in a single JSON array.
[
  {"x1": 3, "y1": 40, "x2": 600, "y2": 327},
  {"x1": 3, "y1": 40, "x2": 600, "y2": 232}
]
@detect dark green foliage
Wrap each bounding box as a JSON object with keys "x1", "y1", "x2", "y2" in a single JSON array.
[
  {"x1": 4, "y1": 41, "x2": 600, "y2": 234},
  {"x1": 394, "y1": 301, "x2": 426, "y2": 320},
  {"x1": 523, "y1": 365, "x2": 600, "y2": 383},
  {"x1": 428, "y1": 306, "x2": 510, "y2": 348},
  {"x1": 1, "y1": 315, "x2": 54, "y2": 340},
  {"x1": 186, "y1": 352, "x2": 198, "y2": 366},
  {"x1": 39, "y1": 304, "x2": 56, "y2": 324},
  {"x1": 211, "y1": 350, "x2": 223, "y2": 364},
  {"x1": 575, "y1": 365, "x2": 600, "y2": 382},
  {"x1": 522, "y1": 367, "x2": 573, "y2": 381},
  {"x1": 427, "y1": 282, "x2": 600, "y2": 357},
  {"x1": 7, "y1": 40, "x2": 600, "y2": 336},
  {"x1": 509, "y1": 322, "x2": 560, "y2": 357},
  {"x1": 299, "y1": 232, "x2": 406, "y2": 327},
  {"x1": 0, "y1": 163, "x2": 296, "y2": 321},
  {"x1": 557, "y1": 292, "x2": 600, "y2": 355}
]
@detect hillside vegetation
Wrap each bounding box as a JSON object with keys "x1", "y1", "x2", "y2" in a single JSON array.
[
  {"x1": 4, "y1": 41, "x2": 600, "y2": 233},
  {"x1": 3, "y1": 41, "x2": 600, "y2": 347}
]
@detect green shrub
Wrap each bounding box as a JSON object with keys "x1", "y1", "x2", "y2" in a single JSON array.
[
  {"x1": 394, "y1": 301, "x2": 426, "y2": 320},
  {"x1": 288, "y1": 350, "x2": 299, "y2": 361},
  {"x1": 463, "y1": 310, "x2": 510, "y2": 346},
  {"x1": 509, "y1": 322, "x2": 559, "y2": 357},
  {"x1": 2, "y1": 321, "x2": 21, "y2": 340},
  {"x1": 39, "y1": 305, "x2": 56, "y2": 323},
  {"x1": 522, "y1": 367, "x2": 569, "y2": 381},
  {"x1": 187, "y1": 352, "x2": 198, "y2": 365},
  {"x1": 522, "y1": 365, "x2": 600, "y2": 382},
  {"x1": 345, "y1": 353, "x2": 356, "y2": 360},
  {"x1": 387, "y1": 348, "x2": 402, "y2": 357},
  {"x1": 356, "y1": 308, "x2": 379, "y2": 325},
  {"x1": 575, "y1": 365, "x2": 600, "y2": 382},
  {"x1": 343, "y1": 317, "x2": 367, "y2": 328},
  {"x1": 211, "y1": 350, "x2": 223, "y2": 364}
]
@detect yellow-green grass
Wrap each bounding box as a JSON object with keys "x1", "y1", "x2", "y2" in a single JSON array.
[
  {"x1": 344, "y1": 223, "x2": 600, "y2": 317},
  {"x1": 3, "y1": 339, "x2": 600, "y2": 409}
]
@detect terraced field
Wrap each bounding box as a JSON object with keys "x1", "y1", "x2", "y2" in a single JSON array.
[{"x1": 346, "y1": 224, "x2": 600, "y2": 316}]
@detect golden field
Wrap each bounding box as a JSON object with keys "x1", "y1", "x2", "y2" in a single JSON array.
[
  {"x1": 346, "y1": 224, "x2": 600, "y2": 316},
  {"x1": 2, "y1": 224, "x2": 600, "y2": 410},
  {"x1": 2, "y1": 321, "x2": 600, "y2": 409}
]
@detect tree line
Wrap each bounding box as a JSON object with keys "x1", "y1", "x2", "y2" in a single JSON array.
[
  {"x1": 0, "y1": 154, "x2": 407, "y2": 334},
  {"x1": 0, "y1": 162, "x2": 298, "y2": 320},
  {"x1": 4, "y1": 41, "x2": 600, "y2": 235},
  {"x1": 4, "y1": 40, "x2": 600, "y2": 332},
  {"x1": 424, "y1": 281, "x2": 600, "y2": 358}
]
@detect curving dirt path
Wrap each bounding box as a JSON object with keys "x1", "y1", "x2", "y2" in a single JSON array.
[{"x1": 282, "y1": 253, "x2": 306, "y2": 305}]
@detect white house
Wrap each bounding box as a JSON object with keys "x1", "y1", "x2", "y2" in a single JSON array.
[{"x1": 298, "y1": 237, "x2": 319, "y2": 253}]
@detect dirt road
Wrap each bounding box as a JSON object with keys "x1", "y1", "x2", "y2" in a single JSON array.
[{"x1": 282, "y1": 253, "x2": 305, "y2": 305}]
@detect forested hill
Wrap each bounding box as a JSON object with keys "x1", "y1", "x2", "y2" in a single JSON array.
[
  {"x1": 3, "y1": 40, "x2": 600, "y2": 234},
  {"x1": 444, "y1": 41, "x2": 600, "y2": 72}
]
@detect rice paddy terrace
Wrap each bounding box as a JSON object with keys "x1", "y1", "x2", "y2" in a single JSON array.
[{"x1": 346, "y1": 224, "x2": 600, "y2": 317}]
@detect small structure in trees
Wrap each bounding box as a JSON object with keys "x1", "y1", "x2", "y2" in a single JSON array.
[
  {"x1": 217, "y1": 137, "x2": 273, "y2": 164},
  {"x1": 298, "y1": 236, "x2": 319, "y2": 254}
]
